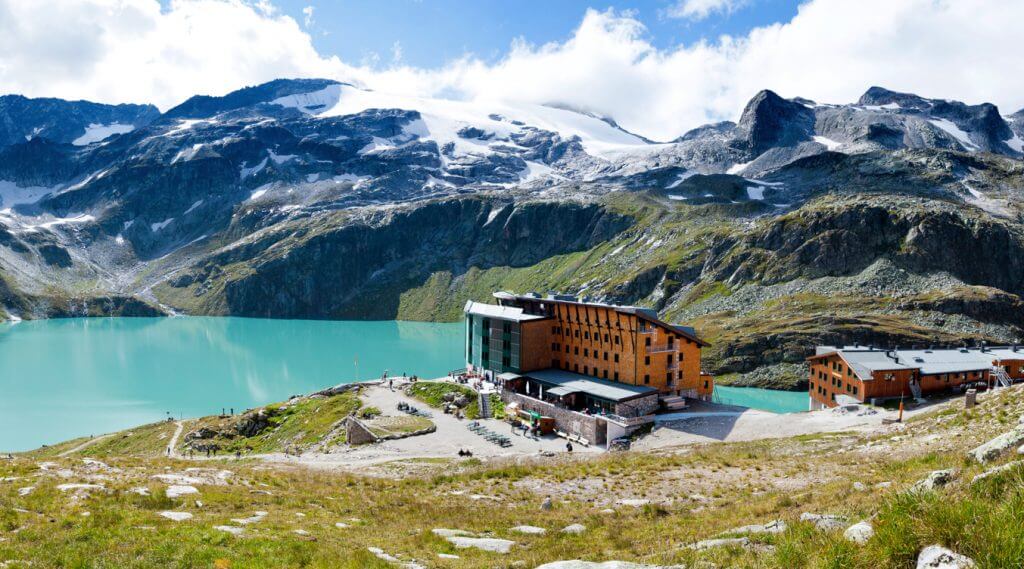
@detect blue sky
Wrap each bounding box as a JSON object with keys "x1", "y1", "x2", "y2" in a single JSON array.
[{"x1": 246, "y1": 0, "x2": 801, "y2": 69}]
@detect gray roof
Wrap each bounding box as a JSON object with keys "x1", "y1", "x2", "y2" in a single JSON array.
[
  {"x1": 524, "y1": 368, "x2": 658, "y2": 402},
  {"x1": 816, "y1": 345, "x2": 1022, "y2": 379},
  {"x1": 464, "y1": 300, "x2": 549, "y2": 322}
]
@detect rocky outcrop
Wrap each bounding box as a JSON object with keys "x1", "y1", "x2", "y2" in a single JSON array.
[
  {"x1": 911, "y1": 469, "x2": 956, "y2": 493},
  {"x1": 734, "y1": 90, "x2": 815, "y2": 156},
  {"x1": 967, "y1": 426, "x2": 1024, "y2": 463},
  {"x1": 917, "y1": 545, "x2": 975, "y2": 568}
]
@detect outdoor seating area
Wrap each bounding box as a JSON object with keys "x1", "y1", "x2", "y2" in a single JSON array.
[
  {"x1": 396, "y1": 401, "x2": 433, "y2": 419},
  {"x1": 465, "y1": 421, "x2": 513, "y2": 448}
]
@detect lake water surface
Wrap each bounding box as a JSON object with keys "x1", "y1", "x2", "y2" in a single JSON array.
[
  {"x1": 0, "y1": 317, "x2": 463, "y2": 451},
  {"x1": 0, "y1": 316, "x2": 809, "y2": 452}
]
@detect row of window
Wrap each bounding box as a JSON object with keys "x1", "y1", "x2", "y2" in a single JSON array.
[
  {"x1": 811, "y1": 381, "x2": 859, "y2": 397},
  {"x1": 556, "y1": 326, "x2": 623, "y2": 345}
]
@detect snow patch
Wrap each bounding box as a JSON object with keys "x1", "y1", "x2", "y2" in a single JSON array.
[
  {"x1": 240, "y1": 157, "x2": 268, "y2": 178},
  {"x1": 150, "y1": 218, "x2": 175, "y2": 232},
  {"x1": 0, "y1": 180, "x2": 53, "y2": 208},
  {"x1": 1004, "y1": 132, "x2": 1024, "y2": 153},
  {"x1": 72, "y1": 123, "x2": 134, "y2": 146},
  {"x1": 928, "y1": 118, "x2": 979, "y2": 151},
  {"x1": 746, "y1": 186, "x2": 765, "y2": 200},
  {"x1": 184, "y1": 200, "x2": 203, "y2": 214},
  {"x1": 812, "y1": 136, "x2": 843, "y2": 151},
  {"x1": 727, "y1": 160, "x2": 753, "y2": 175},
  {"x1": 271, "y1": 85, "x2": 343, "y2": 114},
  {"x1": 666, "y1": 170, "x2": 698, "y2": 189},
  {"x1": 667, "y1": 195, "x2": 688, "y2": 201},
  {"x1": 268, "y1": 150, "x2": 296, "y2": 164}
]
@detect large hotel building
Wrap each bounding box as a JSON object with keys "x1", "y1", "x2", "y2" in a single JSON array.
[{"x1": 464, "y1": 292, "x2": 712, "y2": 444}]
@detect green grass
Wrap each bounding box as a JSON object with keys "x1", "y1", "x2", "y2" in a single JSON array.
[{"x1": 407, "y1": 381, "x2": 505, "y2": 420}]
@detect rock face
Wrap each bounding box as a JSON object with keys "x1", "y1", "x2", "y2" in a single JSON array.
[
  {"x1": 735, "y1": 90, "x2": 815, "y2": 156},
  {"x1": 917, "y1": 545, "x2": 976, "y2": 568},
  {"x1": 0, "y1": 94, "x2": 159, "y2": 148},
  {"x1": 967, "y1": 427, "x2": 1024, "y2": 463}
]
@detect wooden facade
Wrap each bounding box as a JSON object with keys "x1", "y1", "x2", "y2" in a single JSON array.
[
  {"x1": 806, "y1": 347, "x2": 1023, "y2": 409},
  {"x1": 466, "y1": 294, "x2": 711, "y2": 398}
]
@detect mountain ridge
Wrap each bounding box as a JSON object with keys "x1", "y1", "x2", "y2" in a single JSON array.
[{"x1": 1, "y1": 79, "x2": 1022, "y2": 388}]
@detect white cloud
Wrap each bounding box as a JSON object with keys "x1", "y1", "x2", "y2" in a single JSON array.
[
  {"x1": 391, "y1": 41, "x2": 403, "y2": 64},
  {"x1": 2, "y1": 0, "x2": 1024, "y2": 142},
  {"x1": 301, "y1": 5, "x2": 314, "y2": 28},
  {"x1": 666, "y1": 0, "x2": 748, "y2": 21}
]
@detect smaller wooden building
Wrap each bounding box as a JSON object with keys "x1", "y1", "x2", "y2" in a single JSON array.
[{"x1": 808, "y1": 345, "x2": 1024, "y2": 409}]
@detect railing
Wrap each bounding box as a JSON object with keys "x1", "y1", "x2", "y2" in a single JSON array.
[{"x1": 647, "y1": 344, "x2": 676, "y2": 354}]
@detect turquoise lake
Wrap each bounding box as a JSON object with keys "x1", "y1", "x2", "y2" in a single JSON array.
[
  {"x1": 0, "y1": 316, "x2": 809, "y2": 452},
  {"x1": 713, "y1": 385, "x2": 810, "y2": 414},
  {"x1": 0, "y1": 317, "x2": 464, "y2": 452}
]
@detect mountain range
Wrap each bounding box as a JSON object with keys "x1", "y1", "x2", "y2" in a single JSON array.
[{"x1": 1, "y1": 78, "x2": 1022, "y2": 388}]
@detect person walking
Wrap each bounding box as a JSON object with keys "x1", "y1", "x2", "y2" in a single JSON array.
[{"x1": 566, "y1": 441, "x2": 573, "y2": 453}]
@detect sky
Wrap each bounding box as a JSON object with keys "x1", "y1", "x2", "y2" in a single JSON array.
[{"x1": 1, "y1": 0, "x2": 1023, "y2": 141}]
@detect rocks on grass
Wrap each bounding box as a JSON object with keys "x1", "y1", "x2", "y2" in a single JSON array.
[
  {"x1": 159, "y1": 511, "x2": 193, "y2": 522},
  {"x1": 800, "y1": 513, "x2": 847, "y2": 531},
  {"x1": 431, "y1": 528, "x2": 515, "y2": 554},
  {"x1": 844, "y1": 521, "x2": 874, "y2": 544},
  {"x1": 967, "y1": 427, "x2": 1024, "y2": 463},
  {"x1": 911, "y1": 469, "x2": 956, "y2": 493},
  {"x1": 510, "y1": 525, "x2": 546, "y2": 535},
  {"x1": 561, "y1": 523, "x2": 586, "y2": 535},
  {"x1": 916, "y1": 545, "x2": 975, "y2": 568}
]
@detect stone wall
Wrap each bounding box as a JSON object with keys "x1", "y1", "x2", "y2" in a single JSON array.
[
  {"x1": 615, "y1": 394, "x2": 660, "y2": 418},
  {"x1": 503, "y1": 391, "x2": 603, "y2": 445},
  {"x1": 345, "y1": 417, "x2": 379, "y2": 445}
]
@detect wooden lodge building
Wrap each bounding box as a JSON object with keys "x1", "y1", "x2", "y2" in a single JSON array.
[
  {"x1": 464, "y1": 292, "x2": 712, "y2": 446},
  {"x1": 808, "y1": 345, "x2": 1024, "y2": 409}
]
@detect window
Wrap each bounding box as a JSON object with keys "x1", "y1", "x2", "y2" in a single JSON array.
[
  {"x1": 644, "y1": 374, "x2": 650, "y2": 384},
  {"x1": 584, "y1": 366, "x2": 589, "y2": 375},
  {"x1": 615, "y1": 336, "x2": 621, "y2": 345},
  {"x1": 551, "y1": 343, "x2": 558, "y2": 351},
  {"x1": 574, "y1": 364, "x2": 579, "y2": 372},
  {"x1": 704, "y1": 380, "x2": 709, "y2": 389},
  {"x1": 584, "y1": 331, "x2": 590, "y2": 340},
  {"x1": 565, "y1": 345, "x2": 570, "y2": 354},
  {"x1": 584, "y1": 348, "x2": 589, "y2": 357},
  {"x1": 677, "y1": 371, "x2": 682, "y2": 379},
  {"x1": 603, "y1": 334, "x2": 609, "y2": 342},
  {"x1": 604, "y1": 351, "x2": 609, "y2": 361},
  {"x1": 614, "y1": 372, "x2": 619, "y2": 381},
  {"x1": 614, "y1": 354, "x2": 619, "y2": 363},
  {"x1": 552, "y1": 359, "x2": 560, "y2": 368},
  {"x1": 552, "y1": 326, "x2": 557, "y2": 334},
  {"x1": 644, "y1": 356, "x2": 650, "y2": 365},
  {"x1": 574, "y1": 347, "x2": 579, "y2": 355},
  {"x1": 666, "y1": 372, "x2": 672, "y2": 384},
  {"x1": 853, "y1": 386, "x2": 858, "y2": 396},
  {"x1": 666, "y1": 355, "x2": 672, "y2": 364},
  {"x1": 679, "y1": 353, "x2": 684, "y2": 361},
  {"x1": 645, "y1": 337, "x2": 651, "y2": 347}
]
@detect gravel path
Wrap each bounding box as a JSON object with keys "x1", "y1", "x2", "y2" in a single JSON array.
[
  {"x1": 57, "y1": 434, "x2": 114, "y2": 457},
  {"x1": 166, "y1": 421, "x2": 184, "y2": 458}
]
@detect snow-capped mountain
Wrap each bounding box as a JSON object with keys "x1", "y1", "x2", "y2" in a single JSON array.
[{"x1": 1, "y1": 79, "x2": 1022, "y2": 384}]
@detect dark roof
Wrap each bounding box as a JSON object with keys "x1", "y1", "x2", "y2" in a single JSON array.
[
  {"x1": 494, "y1": 292, "x2": 710, "y2": 347},
  {"x1": 523, "y1": 368, "x2": 658, "y2": 403}
]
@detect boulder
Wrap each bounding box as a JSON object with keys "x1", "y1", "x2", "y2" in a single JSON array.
[
  {"x1": 725, "y1": 520, "x2": 787, "y2": 535},
  {"x1": 917, "y1": 545, "x2": 975, "y2": 568},
  {"x1": 970, "y1": 461, "x2": 1023, "y2": 484},
  {"x1": 911, "y1": 469, "x2": 956, "y2": 493},
  {"x1": 967, "y1": 426, "x2": 1024, "y2": 463},
  {"x1": 561, "y1": 523, "x2": 586, "y2": 535},
  {"x1": 844, "y1": 521, "x2": 874, "y2": 544},
  {"x1": 687, "y1": 537, "x2": 750, "y2": 550},
  {"x1": 510, "y1": 525, "x2": 546, "y2": 535},
  {"x1": 166, "y1": 485, "x2": 199, "y2": 499},
  {"x1": 800, "y1": 513, "x2": 847, "y2": 531},
  {"x1": 541, "y1": 497, "x2": 553, "y2": 511},
  {"x1": 158, "y1": 511, "x2": 193, "y2": 522}
]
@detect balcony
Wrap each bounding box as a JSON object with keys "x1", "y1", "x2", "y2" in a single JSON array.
[{"x1": 647, "y1": 343, "x2": 676, "y2": 354}]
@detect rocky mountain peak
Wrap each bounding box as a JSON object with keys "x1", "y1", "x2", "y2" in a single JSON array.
[
  {"x1": 163, "y1": 78, "x2": 345, "y2": 119},
  {"x1": 735, "y1": 89, "x2": 814, "y2": 156}
]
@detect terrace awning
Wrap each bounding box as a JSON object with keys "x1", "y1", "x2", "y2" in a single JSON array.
[{"x1": 546, "y1": 386, "x2": 580, "y2": 397}]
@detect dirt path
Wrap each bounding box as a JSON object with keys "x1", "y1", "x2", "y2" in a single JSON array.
[
  {"x1": 57, "y1": 434, "x2": 113, "y2": 457},
  {"x1": 166, "y1": 421, "x2": 184, "y2": 458}
]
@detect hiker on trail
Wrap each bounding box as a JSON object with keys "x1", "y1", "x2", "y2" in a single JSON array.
[
  {"x1": 566, "y1": 441, "x2": 573, "y2": 453},
  {"x1": 235, "y1": 450, "x2": 241, "y2": 459}
]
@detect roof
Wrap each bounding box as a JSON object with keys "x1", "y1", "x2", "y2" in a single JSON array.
[
  {"x1": 524, "y1": 368, "x2": 658, "y2": 403},
  {"x1": 463, "y1": 300, "x2": 550, "y2": 322},
  {"x1": 811, "y1": 345, "x2": 1022, "y2": 379},
  {"x1": 492, "y1": 292, "x2": 710, "y2": 347}
]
